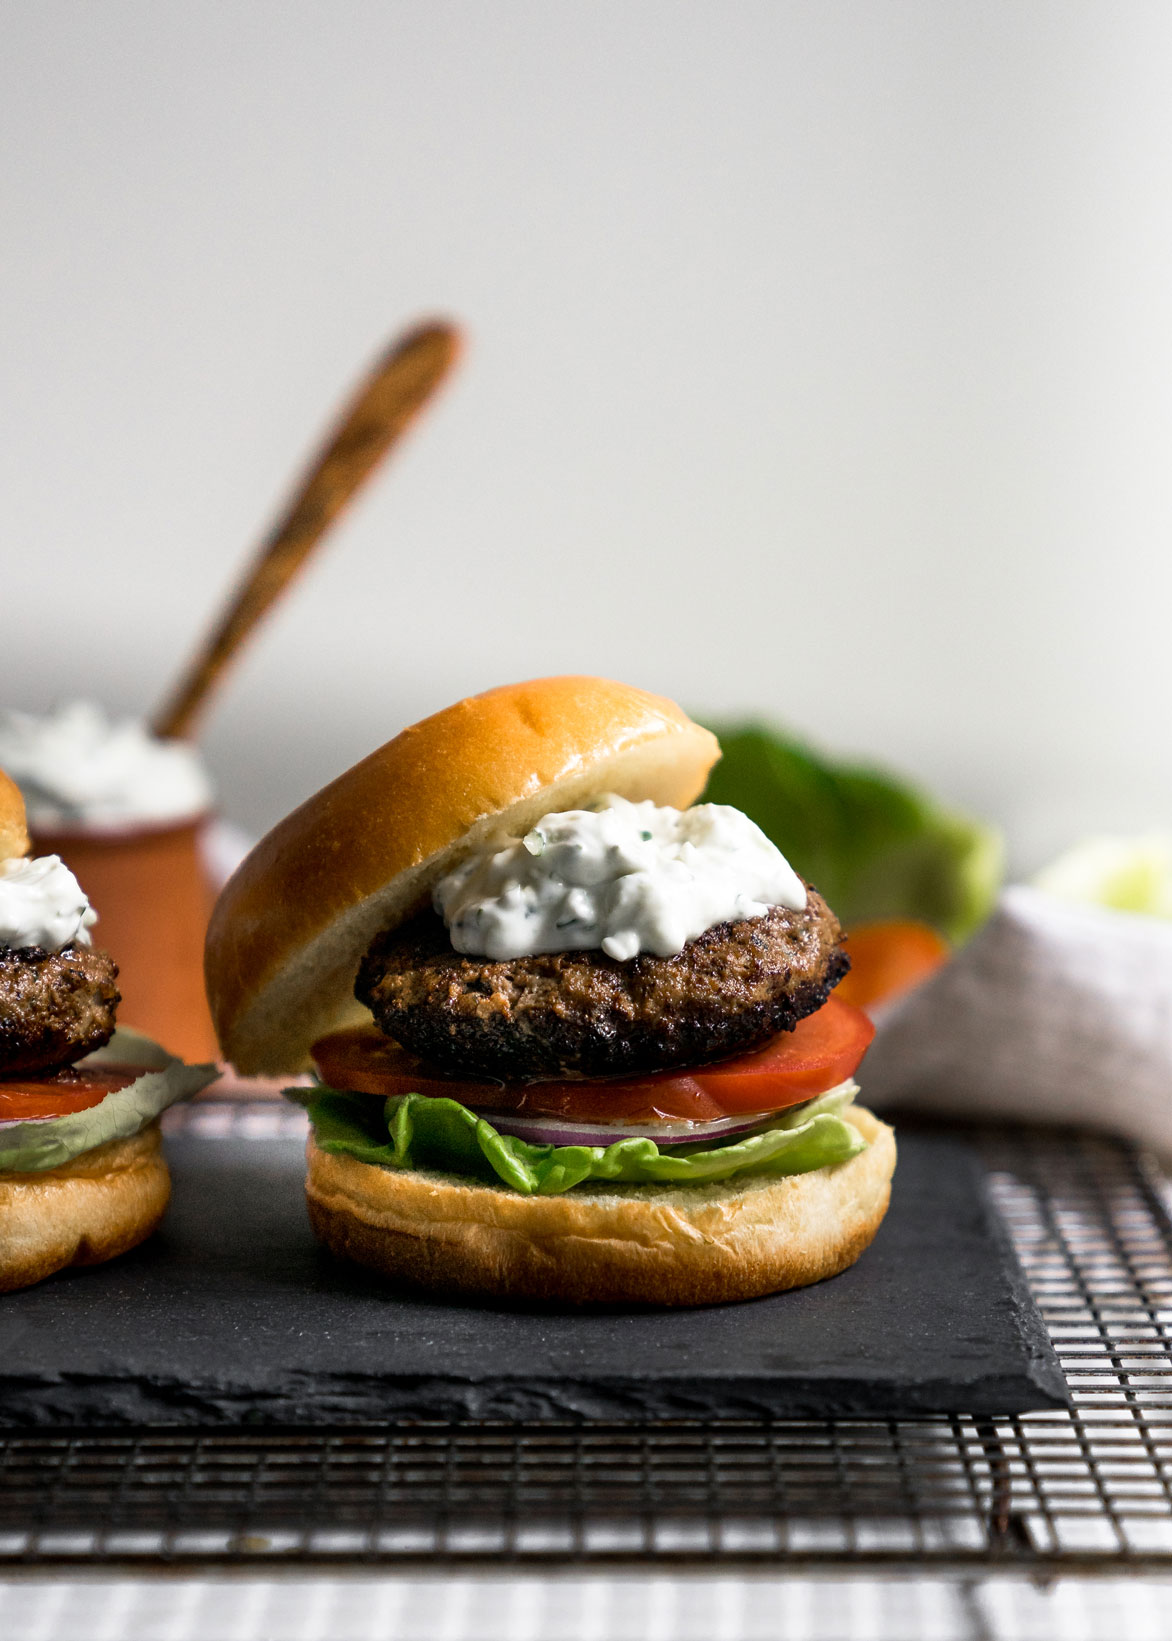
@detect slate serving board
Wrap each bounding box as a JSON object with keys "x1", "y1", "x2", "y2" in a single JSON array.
[{"x1": 0, "y1": 1119, "x2": 1068, "y2": 1424}]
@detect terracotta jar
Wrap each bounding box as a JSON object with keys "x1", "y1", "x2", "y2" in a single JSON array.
[{"x1": 31, "y1": 816, "x2": 220, "y2": 1064}]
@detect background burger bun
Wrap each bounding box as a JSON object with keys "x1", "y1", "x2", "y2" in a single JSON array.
[
  {"x1": 206, "y1": 676, "x2": 721, "y2": 1075},
  {"x1": 0, "y1": 767, "x2": 30, "y2": 862},
  {"x1": 0, "y1": 1125, "x2": 171, "y2": 1294},
  {"x1": 305, "y1": 1106, "x2": 896, "y2": 1305}
]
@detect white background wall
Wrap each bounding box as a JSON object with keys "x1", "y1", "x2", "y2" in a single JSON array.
[{"x1": 3, "y1": 2, "x2": 1171, "y2": 868}]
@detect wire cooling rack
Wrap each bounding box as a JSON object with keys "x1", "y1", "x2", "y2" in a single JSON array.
[{"x1": 0, "y1": 1106, "x2": 1169, "y2": 1572}]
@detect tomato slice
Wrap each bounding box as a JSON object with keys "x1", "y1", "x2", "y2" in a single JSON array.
[
  {"x1": 0, "y1": 1063, "x2": 143, "y2": 1123},
  {"x1": 691, "y1": 997, "x2": 875, "y2": 1108},
  {"x1": 311, "y1": 997, "x2": 875, "y2": 1125},
  {"x1": 835, "y1": 920, "x2": 950, "y2": 1013}
]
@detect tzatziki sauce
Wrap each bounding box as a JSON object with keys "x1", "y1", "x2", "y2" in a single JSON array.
[
  {"x1": 0, "y1": 701, "x2": 213, "y2": 830},
  {"x1": 433, "y1": 794, "x2": 807, "y2": 963},
  {"x1": 0, "y1": 854, "x2": 98, "y2": 951}
]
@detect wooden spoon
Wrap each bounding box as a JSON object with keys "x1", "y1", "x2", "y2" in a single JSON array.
[{"x1": 151, "y1": 319, "x2": 462, "y2": 741}]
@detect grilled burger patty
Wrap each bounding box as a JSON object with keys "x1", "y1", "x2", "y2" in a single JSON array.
[
  {"x1": 356, "y1": 887, "x2": 848, "y2": 1081},
  {"x1": 0, "y1": 944, "x2": 120, "y2": 1075}
]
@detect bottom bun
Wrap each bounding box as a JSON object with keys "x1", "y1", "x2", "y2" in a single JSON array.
[
  {"x1": 0, "y1": 1123, "x2": 171, "y2": 1295},
  {"x1": 305, "y1": 1106, "x2": 896, "y2": 1306}
]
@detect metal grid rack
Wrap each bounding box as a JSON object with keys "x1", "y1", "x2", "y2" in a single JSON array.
[{"x1": 1, "y1": 1108, "x2": 1169, "y2": 1571}]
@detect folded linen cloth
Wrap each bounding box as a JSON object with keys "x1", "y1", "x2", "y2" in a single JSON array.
[{"x1": 860, "y1": 885, "x2": 1172, "y2": 1156}]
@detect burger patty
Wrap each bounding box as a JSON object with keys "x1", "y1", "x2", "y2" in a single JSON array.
[
  {"x1": 0, "y1": 944, "x2": 121, "y2": 1076},
  {"x1": 356, "y1": 888, "x2": 848, "y2": 1081}
]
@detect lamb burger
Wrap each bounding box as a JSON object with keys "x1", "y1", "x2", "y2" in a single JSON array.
[
  {"x1": 0, "y1": 767, "x2": 216, "y2": 1293},
  {"x1": 205, "y1": 677, "x2": 895, "y2": 1305}
]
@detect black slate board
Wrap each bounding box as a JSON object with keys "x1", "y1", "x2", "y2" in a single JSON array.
[{"x1": 0, "y1": 1121, "x2": 1067, "y2": 1424}]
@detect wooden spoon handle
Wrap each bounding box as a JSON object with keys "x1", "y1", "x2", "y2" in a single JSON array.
[{"x1": 151, "y1": 319, "x2": 462, "y2": 742}]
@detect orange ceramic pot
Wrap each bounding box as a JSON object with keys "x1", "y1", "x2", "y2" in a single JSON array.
[{"x1": 31, "y1": 816, "x2": 219, "y2": 1063}]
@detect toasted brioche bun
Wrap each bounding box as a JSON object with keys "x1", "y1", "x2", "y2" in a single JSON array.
[
  {"x1": 0, "y1": 1123, "x2": 170, "y2": 1294},
  {"x1": 304, "y1": 1105, "x2": 895, "y2": 1306},
  {"x1": 206, "y1": 677, "x2": 720, "y2": 1075},
  {"x1": 0, "y1": 767, "x2": 29, "y2": 863}
]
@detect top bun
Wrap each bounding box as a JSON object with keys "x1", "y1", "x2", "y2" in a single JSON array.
[
  {"x1": 206, "y1": 677, "x2": 721, "y2": 1074},
  {"x1": 0, "y1": 767, "x2": 29, "y2": 863}
]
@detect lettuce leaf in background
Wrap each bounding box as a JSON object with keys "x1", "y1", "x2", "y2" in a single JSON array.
[
  {"x1": 0, "y1": 1029, "x2": 218, "y2": 1173},
  {"x1": 292, "y1": 1083, "x2": 866, "y2": 1196},
  {"x1": 699, "y1": 722, "x2": 1003, "y2": 943}
]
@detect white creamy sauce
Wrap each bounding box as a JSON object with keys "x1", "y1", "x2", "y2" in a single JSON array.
[
  {"x1": 0, "y1": 854, "x2": 97, "y2": 951},
  {"x1": 434, "y1": 795, "x2": 807, "y2": 963},
  {"x1": 0, "y1": 701, "x2": 213, "y2": 829}
]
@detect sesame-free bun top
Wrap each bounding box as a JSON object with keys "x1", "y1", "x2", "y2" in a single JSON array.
[
  {"x1": 206, "y1": 677, "x2": 721, "y2": 1074},
  {"x1": 0, "y1": 767, "x2": 30, "y2": 863}
]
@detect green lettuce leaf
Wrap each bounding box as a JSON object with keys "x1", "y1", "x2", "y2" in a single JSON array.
[
  {"x1": 289, "y1": 1082, "x2": 867, "y2": 1196},
  {"x1": 0, "y1": 1028, "x2": 218, "y2": 1173},
  {"x1": 699, "y1": 721, "x2": 1003, "y2": 943}
]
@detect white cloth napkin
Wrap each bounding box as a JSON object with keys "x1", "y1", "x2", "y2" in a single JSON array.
[{"x1": 860, "y1": 885, "x2": 1172, "y2": 1156}]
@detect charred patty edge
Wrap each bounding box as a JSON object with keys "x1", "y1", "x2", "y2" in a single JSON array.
[
  {"x1": 0, "y1": 943, "x2": 121, "y2": 1077},
  {"x1": 357, "y1": 894, "x2": 848, "y2": 1081},
  {"x1": 369, "y1": 950, "x2": 848, "y2": 1081}
]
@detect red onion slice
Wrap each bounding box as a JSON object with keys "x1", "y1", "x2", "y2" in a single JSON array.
[{"x1": 467, "y1": 1108, "x2": 778, "y2": 1149}]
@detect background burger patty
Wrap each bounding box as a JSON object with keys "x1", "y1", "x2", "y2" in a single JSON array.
[
  {"x1": 0, "y1": 945, "x2": 120, "y2": 1075},
  {"x1": 356, "y1": 889, "x2": 849, "y2": 1081}
]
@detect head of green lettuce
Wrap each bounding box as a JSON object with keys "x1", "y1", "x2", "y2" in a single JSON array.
[{"x1": 697, "y1": 722, "x2": 1003, "y2": 945}]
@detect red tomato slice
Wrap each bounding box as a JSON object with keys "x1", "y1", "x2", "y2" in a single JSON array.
[
  {"x1": 692, "y1": 997, "x2": 876, "y2": 1109},
  {"x1": 835, "y1": 920, "x2": 950, "y2": 1014},
  {"x1": 0, "y1": 1063, "x2": 143, "y2": 1123},
  {"x1": 313, "y1": 1026, "x2": 732, "y2": 1121},
  {"x1": 312, "y1": 997, "x2": 875, "y2": 1125}
]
